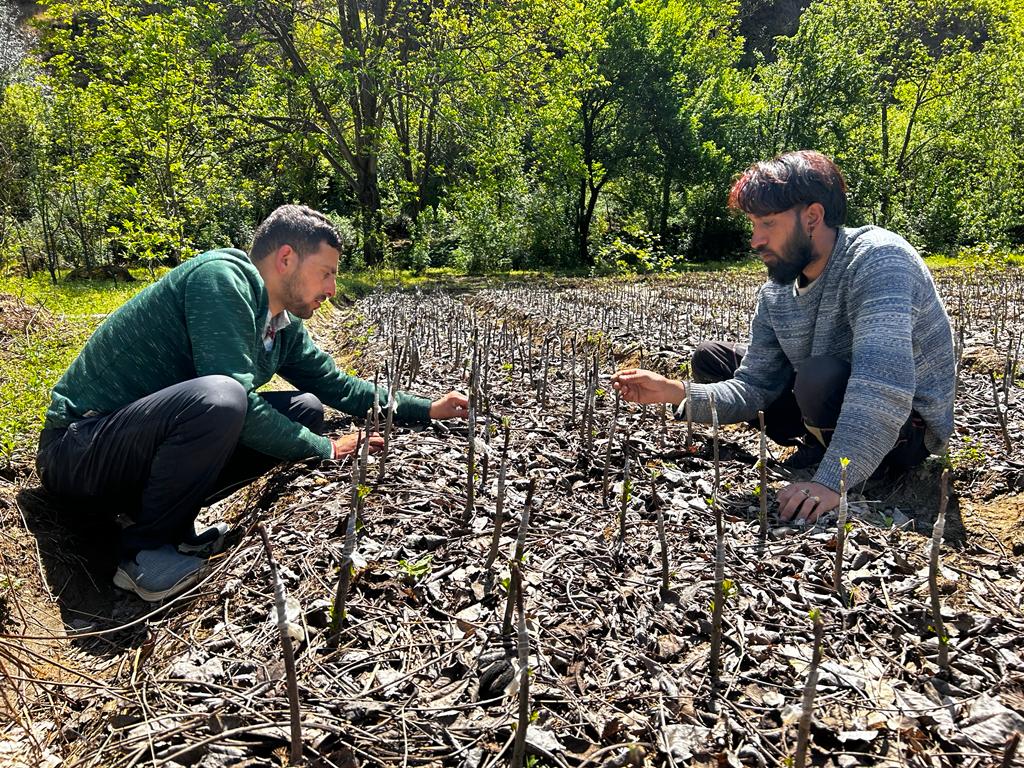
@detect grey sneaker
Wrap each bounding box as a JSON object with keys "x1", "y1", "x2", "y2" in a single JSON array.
[
  {"x1": 178, "y1": 522, "x2": 230, "y2": 557},
  {"x1": 113, "y1": 546, "x2": 207, "y2": 601}
]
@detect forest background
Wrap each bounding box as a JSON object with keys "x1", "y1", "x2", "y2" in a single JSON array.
[{"x1": 1, "y1": 0, "x2": 1023, "y2": 277}]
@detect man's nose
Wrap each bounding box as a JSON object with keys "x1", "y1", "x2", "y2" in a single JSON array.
[{"x1": 325, "y1": 280, "x2": 336, "y2": 297}]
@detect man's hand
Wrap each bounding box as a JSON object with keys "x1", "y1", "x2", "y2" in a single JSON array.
[
  {"x1": 429, "y1": 391, "x2": 469, "y2": 420},
  {"x1": 332, "y1": 431, "x2": 384, "y2": 459},
  {"x1": 611, "y1": 369, "x2": 686, "y2": 406},
  {"x1": 777, "y1": 481, "x2": 840, "y2": 523}
]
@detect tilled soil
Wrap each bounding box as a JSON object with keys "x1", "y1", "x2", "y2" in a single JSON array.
[{"x1": 1, "y1": 271, "x2": 1023, "y2": 768}]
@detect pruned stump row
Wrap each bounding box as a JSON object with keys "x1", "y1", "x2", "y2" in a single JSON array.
[{"x1": 3, "y1": 270, "x2": 1023, "y2": 767}]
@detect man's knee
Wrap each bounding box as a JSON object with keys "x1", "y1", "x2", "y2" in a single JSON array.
[
  {"x1": 291, "y1": 393, "x2": 325, "y2": 434},
  {"x1": 793, "y1": 356, "x2": 850, "y2": 424},
  {"x1": 691, "y1": 341, "x2": 744, "y2": 384},
  {"x1": 190, "y1": 375, "x2": 247, "y2": 429}
]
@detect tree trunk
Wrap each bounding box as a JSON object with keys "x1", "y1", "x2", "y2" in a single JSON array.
[
  {"x1": 357, "y1": 161, "x2": 383, "y2": 265},
  {"x1": 659, "y1": 163, "x2": 672, "y2": 243}
]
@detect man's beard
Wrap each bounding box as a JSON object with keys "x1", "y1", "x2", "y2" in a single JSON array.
[
  {"x1": 761, "y1": 226, "x2": 815, "y2": 285},
  {"x1": 281, "y1": 274, "x2": 324, "y2": 319}
]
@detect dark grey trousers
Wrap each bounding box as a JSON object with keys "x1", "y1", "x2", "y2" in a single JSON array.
[
  {"x1": 691, "y1": 341, "x2": 929, "y2": 470},
  {"x1": 36, "y1": 375, "x2": 325, "y2": 557}
]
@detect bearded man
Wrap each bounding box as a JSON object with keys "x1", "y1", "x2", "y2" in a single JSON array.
[
  {"x1": 37, "y1": 205, "x2": 468, "y2": 601},
  {"x1": 612, "y1": 151, "x2": 955, "y2": 523}
]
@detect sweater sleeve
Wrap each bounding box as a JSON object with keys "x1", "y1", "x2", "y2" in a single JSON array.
[
  {"x1": 682, "y1": 288, "x2": 793, "y2": 425},
  {"x1": 277, "y1": 325, "x2": 433, "y2": 425},
  {"x1": 812, "y1": 251, "x2": 917, "y2": 491},
  {"x1": 183, "y1": 263, "x2": 334, "y2": 461}
]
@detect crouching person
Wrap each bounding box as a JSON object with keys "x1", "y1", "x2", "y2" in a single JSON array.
[
  {"x1": 612, "y1": 151, "x2": 955, "y2": 523},
  {"x1": 37, "y1": 205, "x2": 468, "y2": 602}
]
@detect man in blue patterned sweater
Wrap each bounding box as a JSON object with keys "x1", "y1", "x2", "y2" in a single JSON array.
[{"x1": 612, "y1": 151, "x2": 955, "y2": 523}]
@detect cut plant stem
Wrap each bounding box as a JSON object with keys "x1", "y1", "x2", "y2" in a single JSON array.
[
  {"x1": 504, "y1": 477, "x2": 536, "y2": 636},
  {"x1": 509, "y1": 562, "x2": 530, "y2": 768},
  {"x1": 257, "y1": 523, "x2": 303, "y2": 765},
  {"x1": 709, "y1": 393, "x2": 725, "y2": 694},
  {"x1": 929, "y1": 468, "x2": 950, "y2": 670},
  {"x1": 653, "y1": 479, "x2": 670, "y2": 599},
  {"x1": 684, "y1": 384, "x2": 693, "y2": 449},
  {"x1": 758, "y1": 410, "x2": 768, "y2": 539},
  {"x1": 483, "y1": 422, "x2": 512, "y2": 586},
  {"x1": 601, "y1": 391, "x2": 621, "y2": 508},
  {"x1": 465, "y1": 341, "x2": 479, "y2": 522},
  {"x1": 989, "y1": 371, "x2": 1013, "y2": 452},
  {"x1": 794, "y1": 610, "x2": 824, "y2": 768},
  {"x1": 330, "y1": 428, "x2": 363, "y2": 642},
  {"x1": 833, "y1": 459, "x2": 849, "y2": 604},
  {"x1": 618, "y1": 427, "x2": 631, "y2": 549},
  {"x1": 376, "y1": 356, "x2": 400, "y2": 484}
]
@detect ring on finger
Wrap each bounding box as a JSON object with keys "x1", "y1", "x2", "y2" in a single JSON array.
[{"x1": 809, "y1": 496, "x2": 820, "y2": 504}]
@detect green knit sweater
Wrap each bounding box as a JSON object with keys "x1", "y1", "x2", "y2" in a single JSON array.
[{"x1": 44, "y1": 249, "x2": 432, "y2": 460}]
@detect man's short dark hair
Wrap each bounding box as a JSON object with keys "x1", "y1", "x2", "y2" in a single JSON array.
[
  {"x1": 249, "y1": 205, "x2": 342, "y2": 262},
  {"x1": 728, "y1": 150, "x2": 848, "y2": 227}
]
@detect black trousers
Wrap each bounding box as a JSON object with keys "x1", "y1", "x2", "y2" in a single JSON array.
[
  {"x1": 691, "y1": 341, "x2": 929, "y2": 471},
  {"x1": 37, "y1": 376, "x2": 325, "y2": 557}
]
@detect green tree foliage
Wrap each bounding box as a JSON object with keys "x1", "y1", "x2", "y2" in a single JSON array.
[
  {"x1": 531, "y1": 0, "x2": 748, "y2": 267},
  {"x1": 754, "y1": 0, "x2": 1024, "y2": 250},
  {"x1": 0, "y1": 0, "x2": 1020, "y2": 276}
]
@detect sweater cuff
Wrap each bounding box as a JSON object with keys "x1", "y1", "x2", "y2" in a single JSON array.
[
  {"x1": 394, "y1": 393, "x2": 432, "y2": 425},
  {"x1": 675, "y1": 382, "x2": 713, "y2": 423},
  {"x1": 811, "y1": 460, "x2": 843, "y2": 494},
  {"x1": 312, "y1": 433, "x2": 335, "y2": 460}
]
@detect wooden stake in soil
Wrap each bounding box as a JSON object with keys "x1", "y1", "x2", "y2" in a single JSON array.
[
  {"x1": 794, "y1": 610, "x2": 825, "y2": 768},
  {"x1": 256, "y1": 524, "x2": 303, "y2": 765},
  {"x1": 509, "y1": 562, "x2": 530, "y2": 768},
  {"x1": 929, "y1": 468, "x2": 951, "y2": 670}
]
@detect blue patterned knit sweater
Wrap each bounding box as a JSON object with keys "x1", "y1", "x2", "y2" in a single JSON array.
[{"x1": 682, "y1": 225, "x2": 955, "y2": 491}]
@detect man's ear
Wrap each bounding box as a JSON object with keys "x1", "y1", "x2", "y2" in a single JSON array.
[
  {"x1": 804, "y1": 203, "x2": 825, "y2": 232},
  {"x1": 274, "y1": 244, "x2": 294, "y2": 274}
]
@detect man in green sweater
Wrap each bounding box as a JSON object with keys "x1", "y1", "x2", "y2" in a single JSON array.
[{"x1": 37, "y1": 205, "x2": 468, "y2": 602}]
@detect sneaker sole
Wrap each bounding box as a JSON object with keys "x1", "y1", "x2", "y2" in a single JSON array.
[{"x1": 112, "y1": 566, "x2": 205, "y2": 602}]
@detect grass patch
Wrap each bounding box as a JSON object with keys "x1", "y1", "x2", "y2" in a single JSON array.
[
  {"x1": 923, "y1": 251, "x2": 1024, "y2": 270},
  {"x1": 0, "y1": 273, "x2": 156, "y2": 472}
]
